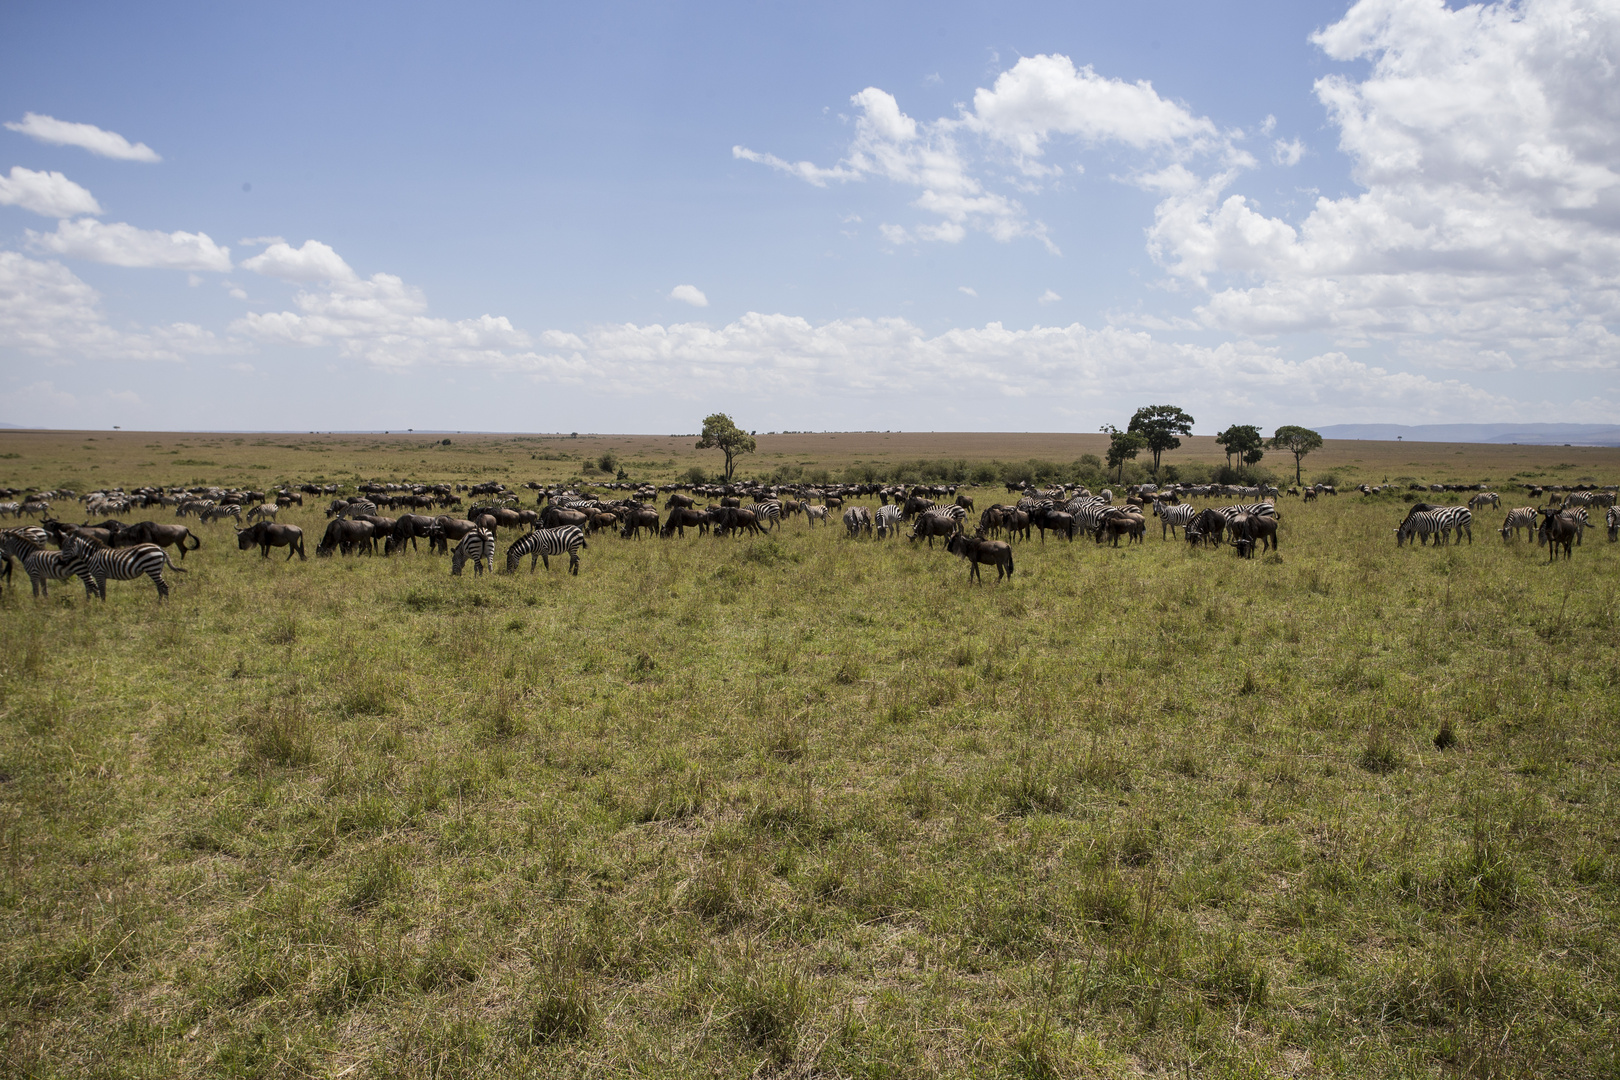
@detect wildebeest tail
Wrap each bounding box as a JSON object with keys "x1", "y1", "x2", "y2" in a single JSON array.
[
  {"x1": 187, "y1": 532, "x2": 201, "y2": 550},
  {"x1": 1007, "y1": 549, "x2": 1014, "y2": 577}
]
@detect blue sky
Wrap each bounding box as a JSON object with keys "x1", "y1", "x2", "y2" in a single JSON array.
[{"x1": 3, "y1": 0, "x2": 1617, "y2": 433}]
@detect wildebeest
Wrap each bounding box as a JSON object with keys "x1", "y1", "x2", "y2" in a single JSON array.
[
  {"x1": 909, "y1": 510, "x2": 961, "y2": 547},
  {"x1": 316, "y1": 518, "x2": 375, "y2": 557},
  {"x1": 111, "y1": 520, "x2": 202, "y2": 559},
  {"x1": 1539, "y1": 508, "x2": 1578, "y2": 562},
  {"x1": 236, "y1": 522, "x2": 307, "y2": 560},
  {"x1": 1229, "y1": 513, "x2": 1278, "y2": 554},
  {"x1": 620, "y1": 508, "x2": 661, "y2": 538},
  {"x1": 384, "y1": 514, "x2": 437, "y2": 554},
  {"x1": 430, "y1": 516, "x2": 481, "y2": 553},
  {"x1": 662, "y1": 506, "x2": 708, "y2": 537},
  {"x1": 945, "y1": 532, "x2": 1014, "y2": 582},
  {"x1": 1094, "y1": 508, "x2": 1145, "y2": 547}
]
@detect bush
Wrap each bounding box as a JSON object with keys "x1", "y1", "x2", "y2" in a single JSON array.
[{"x1": 597, "y1": 451, "x2": 618, "y2": 474}]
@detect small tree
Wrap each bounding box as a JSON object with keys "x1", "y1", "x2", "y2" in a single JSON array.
[
  {"x1": 1215, "y1": 424, "x2": 1264, "y2": 476},
  {"x1": 695, "y1": 413, "x2": 756, "y2": 482},
  {"x1": 1127, "y1": 405, "x2": 1195, "y2": 480},
  {"x1": 1271, "y1": 425, "x2": 1324, "y2": 485},
  {"x1": 1101, "y1": 426, "x2": 1149, "y2": 484}
]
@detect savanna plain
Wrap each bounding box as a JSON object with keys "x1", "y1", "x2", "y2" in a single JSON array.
[{"x1": 1, "y1": 429, "x2": 1618, "y2": 1079}]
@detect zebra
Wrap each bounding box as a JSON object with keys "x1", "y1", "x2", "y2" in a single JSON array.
[
  {"x1": 1216, "y1": 502, "x2": 1278, "y2": 522},
  {"x1": 201, "y1": 502, "x2": 243, "y2": 524},
  {"x1": 1468, "y1": 491, "x2": 1501, "y2": 511},
  {"x1": 0, "y1": 502, "x2": 19, "y2": 518},
  {"x1": 874, "y1": 504, "x2": 903, "y2": 538},
  {"x1": 749, "y1": 500, "x2": 783, "y2": 532},
  {"x1": 60, "y1": 538, "x2": 185, "y2": 600},
  {"x1": 1608, "y1": 506, "x2": 1620, "y2": 542},
  {"x1": 1395, "y1": 506, "x2": 1472, "y2": 546},
  {"x1": 1151, "y1": 499, "x2": 1197, "y2": 540},
  {"x1": 505, "y1": 525, "x2": 587, "y2": 575},
  {"x1": 0, "y1": 529, "x2": 70, "y2": 598},
  {"x1": 450, "y1": 528, "x2": 496, "y2": 576},
  {"x1": 803, "y1": 504, "x2": 829, "y2": 527},
  {"x1": 1500, "y1": 507, "x2": 1539, "y2": 541},
  {"x1": 1562, "y1": 490, "x2": 1616, "y2": 509},
  {"x1": 842, "y1": 505, "x2": 873, "y2": 537}
]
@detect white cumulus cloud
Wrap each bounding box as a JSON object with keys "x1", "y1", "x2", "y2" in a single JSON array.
[
  {"x1": 1038, "y1": 289, "x2": 1062, "y2": 304},
  {"x1": 5, "y1": 112, "x2": 161, "y2": 162},
  {"x1": 0, "y1": 166, "x2": 102, "y2": 218},
  {"x1": 242, "y1": 239, "x2": 355, "y2": 282},
  {"x1": 669, "y1": 284, "x2": 709, "y2": 307},
  {"x1": 1147, "y1": 0, "x2": 1620, "y2": 373},
  {"x1": 26, "y1": 219, "x2": 231, "y2": 272}
]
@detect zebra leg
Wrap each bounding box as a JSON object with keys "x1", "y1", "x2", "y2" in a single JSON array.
[
  {"x1": 150, "y1": 569, "x2": 169, "y2": 599},
  {"x1": 568, "y1": 551, "x2": 579, "y2": 576}
]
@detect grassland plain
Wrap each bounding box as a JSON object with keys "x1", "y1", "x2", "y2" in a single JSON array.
[{"x1": 0, "y1": 432, "x2": 1618, "y2": 1079}]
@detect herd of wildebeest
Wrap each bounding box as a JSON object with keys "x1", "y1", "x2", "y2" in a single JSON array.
[{"x1": 0, "y1": 473, "x2": 1617, "y2": 600}]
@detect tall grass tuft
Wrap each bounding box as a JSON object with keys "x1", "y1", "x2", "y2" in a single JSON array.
[{"x1": 243, "y1": 696, "x2": 316, "y2": 767}]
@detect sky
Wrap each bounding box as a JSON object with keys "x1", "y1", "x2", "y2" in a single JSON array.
[{"x1": 2, "y1": 0, "x2": 1618, "y2": 434}]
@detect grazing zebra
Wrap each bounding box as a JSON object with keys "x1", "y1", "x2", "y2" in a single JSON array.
[
  {"x1": 450, "y1": 528, "x2": 496, "y2": 576},
  {"x1": 874, "y1": 503, "x2": 903, "y2": 538},
  {"x1": 1499, "y1": 507, "x2": 1539, "y2": 541},
  {"x1": 1395, "y1": 506, "x2": 1472, "y2": 546},
  {"x1": 842, "y1": 506, "x2": 873, "y2": 537},
  {"x1": 1469, "y1": 491, "x2": 1501, "y2": 511},
  {"x1": 1151, "y1": 499, "x2": 1197, "y2": 540},
  {"x1": 505, "y1": 525, "x2": 587, "y2": 575},
  {"x1": 749, "y1": 500, "x2": 783, "y2": 531},
  {"x1": 1562, "y1": 490, "x2": 1616, "y2": 509},
  {"x1": 1607, "y1": 506, "x2": 1620, "y2": 542},
  {"x1": 1216, "y1": 502, "x2": 1278, "y2": 522},
  {"x1": 61, "y1": 538, "x2": 185, "y2": 600},
  {"x1": 246, "y1": 503, "x2": 279, "y2": 522},
  {"x1": 803, "y1": 504, "x2": 829, "y2": 527}
]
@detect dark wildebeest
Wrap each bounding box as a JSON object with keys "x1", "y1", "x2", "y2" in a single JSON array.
[
  {"x1": 430, "y1": 516, "x2": 481, "y2": 554},
  {"x1": 665, "y1": 492, "x2": 695, "y2": 510},
  {"x1": 237, "y1": 522, "x2": 306, "y2": 560},
  {"x1": 1183, "y1": 508, "x2": 1226, "y2": 548},
  {"x1": 385, "y1": 514, "x2": 437, "y2": 554},
  {"x1": 909, "y1": 510, "x2": 961, "y2": 548},
  {"x1": 1539, "y1": 508, "x2": 1578, "y2": 562},
  {"x1": 945, "y1": 532, "x2": 1014, "y2": 583},
  {"x1": 902, "y1": 496, "x2": 935, "y2": 520},
  {"x1": 662, "y1": 506, "x2": 707, "y2": 537},
  {"x1": 1230, "y1": 513, "x2": 1278, "y2": 554},
  {"x1": 1000, "y1": 508, "x2": 1031, "y2": 541},
  {"x1": 1094, "y1": 509, "x2": 1144, "y2": 547},
  {"x1": 1032, "y1": 508, "x2": 1075, "y2": 542},
  {"x1": 620, "y1": 508, "x2": 660, "y2": 538},
  {"x1": 954, "y1": 493, "x2": 975, "y2": 512},
  {"x1": 111, "y1": 520, "x2": 202, "y2": 559},
  {"x1": 540, "y1": 506, "x2": 589, "y2": 530},
  {"x1": 316, "y1": 518, "x2": 375, "y2": 557},
  {"x1": 710, "y1": 506, "x2": 761, "y2": 538}
]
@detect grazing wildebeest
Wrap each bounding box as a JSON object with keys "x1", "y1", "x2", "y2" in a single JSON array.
[
  {"x1": 385, "y1": 514, "x2": 437, "y2": 554},
  {"x1": 110, "y1": 520, "x2": 202, "y2": 560},
  {"x1": 662, "y1": 506, "x2": 708, "y2": 537},
  {"x1": 237, "y1": 522, "x2": 306, "y2": 560},
  {"x1": 620, "y1": 508, "x2": 661, "y2": 538},
  {"x1": 316, "y1": 518, "x2": 375, "y2": 557},
  {"x1": 1539, "y1": 508, "x2": 1578, "y2": 562},
  {"x1": 430, "y1": 516, "x2": 481, "y2": 553},
  {"x1": 1032, "y1": 508, "x2": 1075, "y2": 542},
  {"x1": 1094, "y1": 509, "x2": 1144, "y2": 547},
  {"x1": 1230, "y1": 512, "x2": 1278, "y2": 554},
  {"x1": 945, "y1": 532, "x2": 1014, "y2": 583}
]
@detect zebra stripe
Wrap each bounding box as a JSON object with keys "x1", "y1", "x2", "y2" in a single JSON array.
[
  {"x1": 451, "y1": 528, "x2": 496, "y2": 576},
  {"x1": 1216, "y1": 502, "x2": 1278, "y2": 522},
  {"x1": 1396, "y1": 506, "x2": 1472, "y2": 547},
  {"x1": 749, "y1": 501, "x2": 783, "y2": 531},
  {"x1": 1500, "y1": 507, "x2": 1538, "y2": 540},
  {"x1": 874, "y1": 504, "x2": 903, "y2": 538},
  {"x1": 1151, "y1": 499, "x2": 1197, "y2": 539},
  {"x1": 1468, "y1": 491, "x2": 1501, "y2": 510},
  {"x1": 1607, "y1": 506, "x2": 1620, "y2": 541},
  {"x1": 61, "y1": 539, "x2": 184, "y2": 599},
  {"x1": 842, "y1": 506, "x2": 872, "y2": 537},
  {"x1": 505, "y1": 525, "x2": 587, "y2": 575}
]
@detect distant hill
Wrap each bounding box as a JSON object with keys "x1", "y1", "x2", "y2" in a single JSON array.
[{"x1": 1318, "y1": 423, "x2": 1620, "y2": 447}]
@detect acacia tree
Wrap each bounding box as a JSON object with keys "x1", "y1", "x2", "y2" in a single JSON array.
[
  {"x1": 695, "y1": 413, "x2": 756, "y2": 482},
  {"x1": 1101, "y1": 425, "x2": 1149, "y2": 483},
  {"x1": 1214, "y1": 424, "x2": 1261, "y2": 475},
  {"x1": 1127, "y1": 405, "x2": 1195, "y2": 479},
  {"x1": 1270, "y1": 425, "x2": 1324, "y2": 485}
]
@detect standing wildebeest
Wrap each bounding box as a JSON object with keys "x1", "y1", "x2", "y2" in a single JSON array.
[
  {"x1": 1032, "y1": 508, "x2": 1075, "y2": 542},
  {"x1": 909, "y1": 510, "x2": 961, "y2": 548},
  {"x1": 621, "y1": 508, "x2": 661, "y2": 538},
  {"x1": 1094, "y1": 508, "x2": 1145, "y2": 547},
  {"x1": 1229, "y1": 513, "x2": 1278, "y2": 554},
  {"x1": 945, "y1": 532, "x2": 1014, "y2": 582},
  {"x1": 431, "y1": 516, "x2": 481, "y2": 553},
  {"x1": 1539, "y1": 507, "x2": 1578, "y2": 562},
  {"x1": 237, "y1": 522, "x2": 306, "y2": 560},
  {"x1": 385, "y1": 514, "x2": 437, "y2": 554},
  {"x1": 662, "y1": 506, "x2": 708, "y2": 537},
  {"x1": 1184, "y1": 508, "x2": 1227, "y2": 547},
  {"x1": 111, "y1": 520, "x2": 202, "y2": 559}
]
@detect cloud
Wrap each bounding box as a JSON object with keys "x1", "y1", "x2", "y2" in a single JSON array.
[
  {"x1": 0, "y1": 166, "x2": 102, "y2": 218},
  {"x1": 1038, "y1": 289, "x2": 1062, "y2": 304},
  {"x1": 242, "y1": 239, "x2": 354, "y2": 282},
  {"x1": 1146, "y1": 0, "x2": 1620, "y2": 373},
  {"x1": 1272, "y1": 138, "x2": 1304, "y2": 166},
  {"x1": 669, "y1": 284, "x2": 709, "y2": 307},
  {"x1": 0, "y1": 251, "x2": 234, "y2": 361},
  {"x1": 27, "y1": 219, "x2": 231, "y2": 272},
  {"x1": 238, "y1": 235, "x2": 286, "y2": 247},
  {"x1": 731, "y1": 147, "x2": 859, "y2": 187},
  {"x1": 958, "y1": 286, "x2": 978, "y2": 296},
  {"x1": 4, "y1": 112, "x2": 160, "y2": 162}
]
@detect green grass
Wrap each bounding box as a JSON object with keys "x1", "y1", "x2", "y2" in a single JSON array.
[{"x1": 1, "y1": 478, "x2": 1618, "y2": 1077}]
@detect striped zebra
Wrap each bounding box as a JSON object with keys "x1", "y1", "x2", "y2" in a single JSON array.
[
  {"x1": 1499, "y1": 507, "x2": 1538, "y2": 541},
  {"x1": 505, "y1": 525, "x2": 588, "y2": 575},
  {"x1": 749, "y1": 500, "x2": 782, "y2": 532},
  {"x1": 1151, "y1": 499, "x2": 1197, "y2": 540},
  {"x1": 842, "y1": 506, "x2": 873, "y2": 537},
  {"x1": 1561, "y1": 490, "x2": 1616, "y2": 509},
  {"x1": 0, "y1": 529, "x2": 69, "y2": 598},
  {"x1": 1607, "y1": 506, "x2": 1620, "y2": 542},
  {"x1": 61, "y1": 538, "x2": 185, "y2": 600},
  {"x1": 450, "y1": 528, "x2": 496, "y2": 576},
  {"x1": 1395, "y1": 506, "x2": 1472, "y2": 547},
  {"x1": 201, "y1": 502, "x2": 243, "y2": 524},
  {"x1": 1216, "y1": 502, "x2": 1278, "y2": 522},
  {"x1": 1468, "y1": 491, "x2": 1501, "y2": 511},
  {"x1": 874, "y1": 504, "x2": 903, "y2": 538}
]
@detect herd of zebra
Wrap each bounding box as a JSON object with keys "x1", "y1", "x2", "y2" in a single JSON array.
[{"x1": 3, "y1": 476, "x2": 1617, "y2": 601}]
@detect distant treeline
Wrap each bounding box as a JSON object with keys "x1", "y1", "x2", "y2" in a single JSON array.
[{"x1": 693, "y1": 456, "x2": 1317, "y2": 490}]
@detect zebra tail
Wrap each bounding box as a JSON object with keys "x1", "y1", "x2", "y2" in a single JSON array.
[{"x1": 164, "y1": 551, "x2": 189, "y2": 573}]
